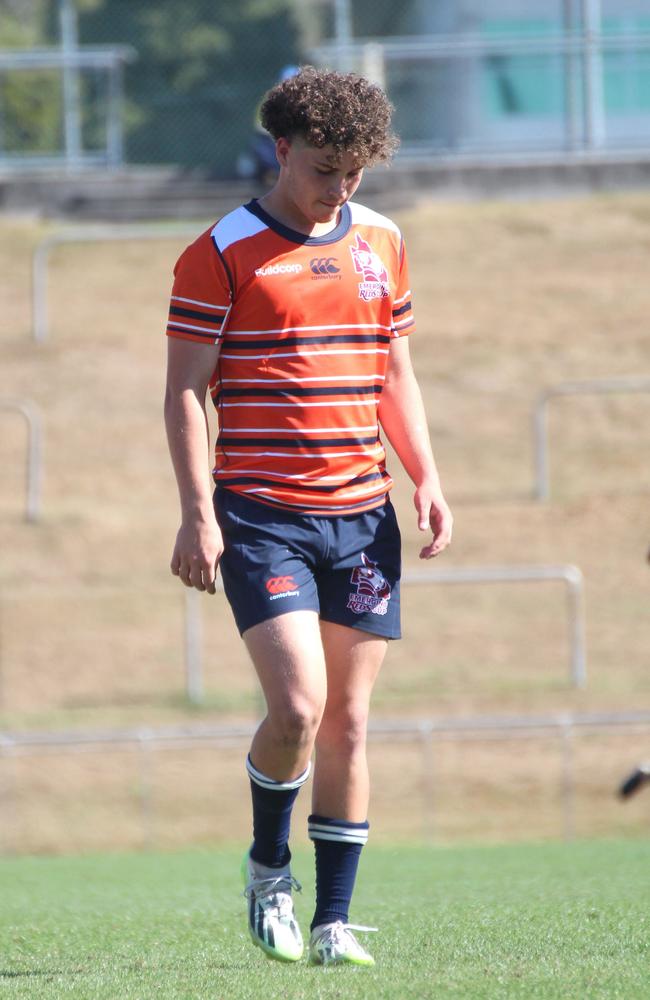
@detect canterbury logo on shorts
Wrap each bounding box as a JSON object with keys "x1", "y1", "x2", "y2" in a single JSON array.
[{"x1": 265, "y1": 575, "x2": 299, "y2": 596}]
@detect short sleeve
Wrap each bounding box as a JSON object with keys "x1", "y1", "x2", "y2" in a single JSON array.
[
  {"x1": 166, "y1": 232, "x2": 232, "y2": 344},
  {"x1": 391, "y1": 238, "x2": 415, "y2": 338}
]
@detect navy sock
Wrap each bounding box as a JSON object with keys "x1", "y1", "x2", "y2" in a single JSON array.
[
  {"x1": 246, "y1": 754, "x2": 310, "y2": 868},
  {"x1": 308, "y1": 814, "x2": 369, "y2": 929}
]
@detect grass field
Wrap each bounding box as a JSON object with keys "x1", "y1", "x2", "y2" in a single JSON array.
[{"x1": 1, "y1": 841, "x2": 649, "y2": 999}]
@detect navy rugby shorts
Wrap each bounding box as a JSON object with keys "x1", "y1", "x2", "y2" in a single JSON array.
[{"x1": 214, "y1": 487, "x2": 401, "y2": 639}]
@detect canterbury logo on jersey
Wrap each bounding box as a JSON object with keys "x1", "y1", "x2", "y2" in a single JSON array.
[
  {"x1": 254, "y1": 263, "x2": 303, "y2": 277},
  {"x1": 309, "y1": 256, "x2": 340, "y2": 274}
]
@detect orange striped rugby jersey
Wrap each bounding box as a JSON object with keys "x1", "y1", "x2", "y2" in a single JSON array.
[{"x1": 166, "y1": 199, "x2": 415, "y2": 515}]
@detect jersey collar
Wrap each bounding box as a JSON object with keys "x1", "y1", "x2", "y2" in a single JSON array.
[{"x1": 244, "y1": 199, "x2": 352, "y2": 246}]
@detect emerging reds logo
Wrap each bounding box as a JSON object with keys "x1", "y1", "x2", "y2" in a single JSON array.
[
  {"x1": 347, "y1": 553, "x2": 391, "y2": 616},
  {"x1": 349, "y1": 234, "x2": 390, "y2": 302},
  {"x1": 265, "y1": 575, "x2": 300, "y2": 600}
]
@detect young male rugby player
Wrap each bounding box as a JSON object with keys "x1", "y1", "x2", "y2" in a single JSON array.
[{"x1": 164, "y1": 67, "x2": 452, "y2": 967}]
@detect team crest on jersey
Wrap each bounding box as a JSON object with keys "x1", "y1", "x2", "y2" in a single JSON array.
[
  {"x1": 347, "y1": 553, "x2": 391, "y2": 616},
  {"x1": 349, "y1": 234, "x2": 390, "y2": 302}
]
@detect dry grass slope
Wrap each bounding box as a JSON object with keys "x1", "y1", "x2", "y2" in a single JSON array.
[{"x1": 0, "y1": 193, "x2": 649, "y2": 850}]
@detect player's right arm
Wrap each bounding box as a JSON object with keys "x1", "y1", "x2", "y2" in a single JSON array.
[{"x1": 164, "y1": 337, "x2": 223, "y2": 594}]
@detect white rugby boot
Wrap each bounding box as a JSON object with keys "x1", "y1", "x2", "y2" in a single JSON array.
[
  {"x1": 308, "y1": 920, "x2": 377, "y2": 967},
  {"x1": 242, "y1": 851, "x2": 304, "y2": 962}
]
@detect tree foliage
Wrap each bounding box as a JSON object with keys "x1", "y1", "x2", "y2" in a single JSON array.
[
  {"x1": 0, "y1": 1, "x2": 61, "y2": 155},
  {"x1": 78, "y1": 0, "x2": 301, "y2": 173},
  {"x1": 0, "y1": 0, "x2": 300, "y2": 171}
]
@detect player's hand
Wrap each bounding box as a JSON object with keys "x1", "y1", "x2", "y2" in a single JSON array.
[
  {"x1": 414, "y1": 485, "x2": 453, "y2": 559},
  {"x1": 170, "y1": 517, "x2": 223, "y2": 594}
]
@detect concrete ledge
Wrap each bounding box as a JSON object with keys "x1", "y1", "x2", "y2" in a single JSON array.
[{"x1": 1, "y1": 152, "x2": 650, "y2": 221}]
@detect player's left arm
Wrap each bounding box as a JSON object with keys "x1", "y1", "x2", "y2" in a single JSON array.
[{"x1": 378, "y1": 335, "x2": 453, "y2": 559}]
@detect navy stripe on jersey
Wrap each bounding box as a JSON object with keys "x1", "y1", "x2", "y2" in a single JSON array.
[
  {"x1": 392, "y1": 301, "x2": 412, "y2": 318},
  {"x1": 169, "y1": 305, "x2": 226, "y2": 324},
  {"x1": 214, "y1": 471, "x2": 387, "y2": 494},
  {"x1": 211, "y1": 238, "x2": 235, "y2": 297},
  {"x1": 244, "y1": 490, "x2": 389, "y2": 515},
  {"x1": 214, "y1": 385, "x2": 383, "y2": 400},
  {"x1": 223, "y1": 334, "x2": 391, "y2": 350},
  {"x1": 216, "y1": 435, "x2": 380, "y2": 448}
]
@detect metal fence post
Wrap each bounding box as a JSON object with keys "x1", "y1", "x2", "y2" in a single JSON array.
[
  {"x1": 334, "y1": 0, "x2": 353, "y2": 71},
  {"x1": 60, "y1": 0, "x2": 83, "y2": 170},
  {"x1": 0, "y1": 398, "x2": 43, "y2": 522},
  {"x1": 563, "y1": 0, "x2": 580, "y2": 151},
  {"x1": 362, "y1": 42, "x2": 386, "y2": 89},
  {"x1": 560, "y1": 717, "x2": 576, "y2": 841},
  {"x1": 533, "y1": 390, "x2": 551, "y2": 502},
  {"x1": 106, "y1": 60, "x2": 125, "y2": 169},
  {"x1": 564, "y1": 566, "x2": 587, "y2": 690},
  {"x1": 582, "y1": 0, "x2": 606, "y2": 149},
  {"x1": 137, "y1": 729, "x2": 155, "y2": 850},
  {"x1": 419, "y1": 719, "x2": 435, "y2": 841},
  {"x1": 0, "y1": 735, "x2": 17, "y2": 854}
]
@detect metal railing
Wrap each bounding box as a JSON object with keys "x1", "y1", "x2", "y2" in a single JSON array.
[
  {"x1": 312, "y1": 1, "x2": 650, "y2": 157},
  {"x1": 2, "y1": 710, "x2": 648, "y2": 848},
  {"x1": 184, "y1": 564, "x2": 587, "y2": 701},
  {"x1": 404, "y1": 565, "x2": 586, "y2": 687},
  {"x1": 0, "y1": 46, "x2": 135, "y2": 171},
  {"x1": 0, "y1": 562, "x2": 586, "y2": 718},
  {"x1": 533, "y1": 377, "x2": 650, "y2": 501},
  {"x1": 0, "y1": 398, "x2": 43, "y2": 522},
  {"x1": 31, "y1": 225, "x2": 200, "y2": 343}
]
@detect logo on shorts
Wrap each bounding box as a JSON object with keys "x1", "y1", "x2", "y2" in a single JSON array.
[
  {"x1": 266, "y1": 575, "x2": 300, "y2": 600},
  {"x1": 349, "y1": 234, "x2": 390, "y2": 301},
  {"x1": 347, "y1": 553, "x2": 391, "y2": 616}
]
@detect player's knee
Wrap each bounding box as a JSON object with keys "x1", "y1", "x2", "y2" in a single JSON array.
[
  {"x1": 318, "y1": 701, "x2": 369, "y2": 753},
  {"x1": 270, "y1": 695, "x2": 324, "y2": 749}
]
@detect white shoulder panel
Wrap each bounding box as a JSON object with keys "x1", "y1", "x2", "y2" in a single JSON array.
[
  {"x1": 211, "y1": 206, "x2": 268, "y2": 253},
  {"x1": 348, "y1": 201, "x2": 401, "y2": 236}
]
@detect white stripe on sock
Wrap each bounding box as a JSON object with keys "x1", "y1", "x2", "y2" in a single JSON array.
[
  {"x1": 308, "y1": 823, "x2": 369, "y2": 845},
  {"x1": 246, "y1": 755, "x2": 311, "y2": 791}
]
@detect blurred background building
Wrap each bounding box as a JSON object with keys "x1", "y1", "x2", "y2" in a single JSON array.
[{"x1": 1, "y1": 0, "x2": 650, "y2": 178}]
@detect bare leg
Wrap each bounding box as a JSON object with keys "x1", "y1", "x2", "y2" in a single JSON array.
[
  {"x1": 312, "y1": 621, "x2": 387, "y2": 821},
  {"x1": 241, "y1": 611, "x2": 325, "y2": 962},
  {"x1": 244, "y1": 610, "x2": 327, "y2": 782}
]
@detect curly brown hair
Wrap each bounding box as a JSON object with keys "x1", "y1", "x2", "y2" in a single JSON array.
[{"x1": 260, "y1": 66, "x2": 399, "y2": 166}]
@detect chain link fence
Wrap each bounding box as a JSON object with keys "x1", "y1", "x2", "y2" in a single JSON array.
[{"x1": 1, "y1": 1, "x2": 650, "y2": 175}]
